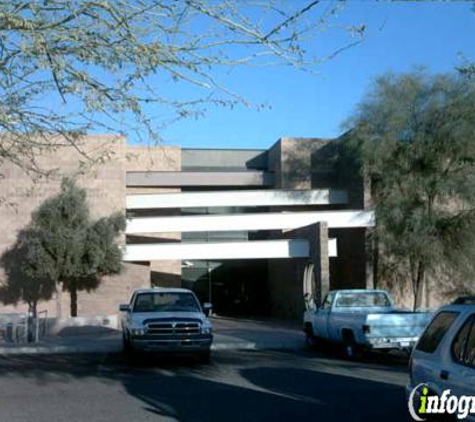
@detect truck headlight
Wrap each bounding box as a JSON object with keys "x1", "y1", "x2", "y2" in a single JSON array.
[
  {"x1": 131, "y1": 328, "x2": 145, "y2": 336},
  {"x1": 201, "y1": 323, "x2": 212, "y2": 335}
]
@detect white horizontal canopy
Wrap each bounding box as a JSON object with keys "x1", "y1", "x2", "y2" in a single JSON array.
[
  {"x1": 126, "y1": 189, "x2": 348, "y2": 209},
  {"x1": 123, "y1": 238, "x2": 337, "y2": 261},
  {"x1": 123, "y1": 239, "x2": 311, "y2": 261},
  {"x1": 126, "y1": 210, "x2": 374, "y2": 234}
]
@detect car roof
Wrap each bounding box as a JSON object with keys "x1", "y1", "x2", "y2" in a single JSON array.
[
  {"x1": 436, "y1": 303, "x2": 475, "y2": 313},
  {"x1": 132, "y1": 287, "x2": 195, "y2": 295}
]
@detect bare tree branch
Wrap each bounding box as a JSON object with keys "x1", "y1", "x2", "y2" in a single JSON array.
[{"x1": 0, "y1": 0, "x2": 365, "y2": 174}]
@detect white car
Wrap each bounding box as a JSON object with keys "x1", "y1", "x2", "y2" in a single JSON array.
[
  {"x1": 120, "y1": 288, "x2": 213, "y2": 363},
  {"x1": 408, "y1": 297, "x2": 475, "y2": 421}
]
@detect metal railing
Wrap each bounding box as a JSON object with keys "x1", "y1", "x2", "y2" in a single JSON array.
[
  {"x1": 0, "y1": 313, "x2": 27, "y2": 344},
  {"x1": 0, "y1": 311, "x2": 48, "y2": 344}
]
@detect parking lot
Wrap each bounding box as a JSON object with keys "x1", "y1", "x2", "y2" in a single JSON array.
[{"x1": 0, "y1": 348, "x2": 413, "y2": 422}]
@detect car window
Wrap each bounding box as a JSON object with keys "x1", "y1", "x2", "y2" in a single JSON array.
[
  {"x1": 452, "y1": 314, "x2": 475, "y2": 368},
  {"x1": 334, "y1": 292, "x2": 391, "y2": 308},
  {"x1": 417, "y1": 311, "x2": 459, "y2": 354},
  {"x1": 465, "y1": 320, "x2": 475, "y2": 367},
  {"x1": 452, "y1": 315, "x2": 473, "y2": 363},
  {"x1": 133, "y1": 292, "x2": 201, "y2": 313}
]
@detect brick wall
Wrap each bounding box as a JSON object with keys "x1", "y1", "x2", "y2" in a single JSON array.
[{"x1": 0, "y1": 136, "x2": 152, "y2": 317}]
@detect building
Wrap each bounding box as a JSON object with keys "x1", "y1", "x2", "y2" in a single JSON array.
[{"x1": 0, "y1": 135, "x2": 374, "y2": 319}]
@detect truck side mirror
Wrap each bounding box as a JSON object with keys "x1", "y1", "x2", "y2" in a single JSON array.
[
  {"x1": 202, "y1": 302, "x2": 212, "y2": 316},
  {"x1": 119, "y1": 304, "x2": 130, "y2": 312},
  {"x1": 314, "y1": 301, "x2": 320, "y2": 311}
]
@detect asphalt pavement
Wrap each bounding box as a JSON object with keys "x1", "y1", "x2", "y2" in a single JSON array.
[{"x1": 0, "y1": 348, "x2": 413, "y2": 422}]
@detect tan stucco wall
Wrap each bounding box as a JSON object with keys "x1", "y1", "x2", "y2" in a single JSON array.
[
  {"x1": 266, "y1": 137, "x2": 372, "y2": 318},
  {"x1": 125, "y1": 145, "x2": 182, "y2": 288},
  {"x1": 0, "y1": 136, "x2": 175, "y2": 317}
]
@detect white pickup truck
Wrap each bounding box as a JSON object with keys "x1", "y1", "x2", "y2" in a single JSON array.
[
  {"x1": 304, "y1": 289, "x2": 432, "y2": 359},
  {"x1": 120, "y1": 287, "x2": 213, "y2": 363}
]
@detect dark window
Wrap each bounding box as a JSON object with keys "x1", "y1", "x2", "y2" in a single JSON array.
[
  {"x1": 417, "y1": 311, "x2": 459, "y2": 354},
  {"x1": 465, "y1": 320, "x2": 475, "y2": 367},
  {"x1": 452, "y1": 314, "x2": 475, "y2": 368}
]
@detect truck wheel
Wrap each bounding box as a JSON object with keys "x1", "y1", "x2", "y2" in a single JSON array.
[
  {"x1": 198, "y1": 350, "x2": 211, "y2": 364},
  {"x1": 122, "y1": 332, "x2": 129, "y2": 353},
  {"x1": 123, "y1": 332, "x2": 137, "y2": 361},
  {"x1": 304, "y1": 324, "x2": 317, "y2": 348},
  {"x1": 122, "y1": 332, "x2": 131, "y2": 353},
  {"x1": 306, "y1": 334, "x2": 317, "y2": 348},
  {"x1": 342, "y1": 332, "x2": 362, "y2": 360}
]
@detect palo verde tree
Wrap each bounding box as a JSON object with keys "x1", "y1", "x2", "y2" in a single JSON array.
[
  {"x1": 29, "y1": 177, "x2": 125, "y2": 317},
  {"x1": 345, "y1": 70, "x2": 475, "y2": 309},
  {"x1": 0, "y1": 1, "x2": 365, "y2": 175},
  {"x1": 0, "y1": 228, "x2": 56, "y2": 318}
]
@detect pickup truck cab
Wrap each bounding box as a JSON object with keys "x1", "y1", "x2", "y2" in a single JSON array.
[
  {"x1": 120, "y1": 287, "x2": 213, "y2": 362},
  {"x1": 304, "y1": 289, "x2": 432, "y2": 359}
]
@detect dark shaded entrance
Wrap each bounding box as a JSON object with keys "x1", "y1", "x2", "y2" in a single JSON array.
[{"x1": 182, "y1": 259, "x2": 269, "y2": 317}]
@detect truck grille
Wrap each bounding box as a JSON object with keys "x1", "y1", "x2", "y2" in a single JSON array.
[{"x1": 146, "y1": 321, "x2": 200, "y2": 336}]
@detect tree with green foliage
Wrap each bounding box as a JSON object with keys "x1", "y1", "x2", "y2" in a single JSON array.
[
  {"x1": 0, "y1": 228, "x2": 56, "y2": 319},
  {"x1": 345, "y1": 70, "x2": 475, "y2": 309},
  {"x1": 2, "y1": 178, "x2": 126, "y2": 317},
  {"x1": 0, "y1": 1, "x2": 364, "y2": 176}
]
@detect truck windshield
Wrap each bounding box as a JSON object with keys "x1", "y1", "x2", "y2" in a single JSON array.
[
  {"x1": 334, "y1": 292, "x2": 391, "y2": 308},
  {"x1": 133, "y1": 292, "x2": 201, "y2": 313}
]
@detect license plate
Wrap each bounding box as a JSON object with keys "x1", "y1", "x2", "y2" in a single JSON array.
[{"x1": 400, "y1": 342, "x2": 410, "y2": 347}]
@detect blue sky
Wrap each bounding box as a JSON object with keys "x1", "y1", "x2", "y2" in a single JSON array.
[{"x1": 154, "y1": 1, "x2": 475, "y2": 150}]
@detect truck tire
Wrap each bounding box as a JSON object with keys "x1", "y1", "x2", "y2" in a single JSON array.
[
  {"x1": 122, "y1": 331, "x2": 131, "y2": 353},
  {"x1": 304, "y1": 323, "x2": 318, "y2": 348},
  {"x1": 342, "y1": 331, "x2": 362, "y2": 361},
  {"x1": 123, "y1": 331, "x2": 137, "y2": 361},
  {"x1": 198, "y1": 350, "x2": 211, "y2": 364}
]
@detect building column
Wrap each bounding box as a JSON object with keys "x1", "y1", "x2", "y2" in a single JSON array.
[{"x1": 312, "y1": 222, "x2": 330, "y2": 306}]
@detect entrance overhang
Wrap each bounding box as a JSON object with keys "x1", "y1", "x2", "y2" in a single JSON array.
[
  {"x1": 123, "y1": 238, "x2": 337, "y2": 261},
  {"x1": 124, "y1": 239, "x2": 308, "y2": 261},
  {"x1": 126, "y1": 210, "x2": 374, "y2": 234},
  {"x1": 126, "y1": 189, "x2": 348, "y2": 209}
]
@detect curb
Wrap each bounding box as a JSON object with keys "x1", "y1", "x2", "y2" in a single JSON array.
[
  {"x1": 212, "y1": 341, "x2": 303, "y2": 351},
  {"x1": 0, "y1": 345, "x2": 121, "y2": 355},
  {"x1": 0, "y1": 341, "x2": 304, "y2": 355}
]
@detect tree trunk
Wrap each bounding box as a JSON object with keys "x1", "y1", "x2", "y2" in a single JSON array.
[
  {"x1": 29, "y1": 302, "x2": 37, "y2": 319},
  {"x1": 373, "y1": 232, "x2": 379, "y2": 289},
  {"x1": 70, "y1": 285, "x2": 78, "y2": 317},
  {"x1": 27, "y1": 302, "x2": 37, "y2": 343},
  {"x1": 55, "y1": 280, "x2": 62, "y2": 319},
  {"x1": 413, "y1": 261, "x2": 425, "y2": 311}
]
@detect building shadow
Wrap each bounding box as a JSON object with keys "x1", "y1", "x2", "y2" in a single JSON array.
[{"x1": 0, "y1": 352, "x2": 412, "y2": 422}]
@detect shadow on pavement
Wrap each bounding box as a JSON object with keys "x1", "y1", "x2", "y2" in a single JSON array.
[{"x1": 0, "y1": 351, "x2": 412, "y2": 422}]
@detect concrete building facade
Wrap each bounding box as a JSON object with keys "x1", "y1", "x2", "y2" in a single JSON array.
[{"x1": 0, "y1": 135, "x2": 374, "y2": 319}]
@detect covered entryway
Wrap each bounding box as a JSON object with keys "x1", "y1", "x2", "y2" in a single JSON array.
[{"x1": 124, "y1": 189, "x2": 374, "y2": 318}]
